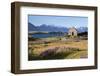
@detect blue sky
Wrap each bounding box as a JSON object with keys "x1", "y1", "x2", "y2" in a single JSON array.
[{"x1": 28, "y1": 15, "x2": 88, "y2": 28}]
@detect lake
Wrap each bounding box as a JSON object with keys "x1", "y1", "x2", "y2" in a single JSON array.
[{"x1": 32, "y1": 33, "x2": 65, "y2": 38}]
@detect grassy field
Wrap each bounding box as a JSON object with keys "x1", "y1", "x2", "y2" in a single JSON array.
[{"x1": 28, "y1": 37, "x2": 88, "y2": 60}]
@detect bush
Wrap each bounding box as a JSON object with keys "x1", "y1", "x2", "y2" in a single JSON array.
[{"x1": 28, "y1": 37, "x2": 39, "y2": 41}]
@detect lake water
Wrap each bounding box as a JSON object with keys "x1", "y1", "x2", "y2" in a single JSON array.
[{"x1": 32, "y1": 33, "x2": 65, "y2": 38}]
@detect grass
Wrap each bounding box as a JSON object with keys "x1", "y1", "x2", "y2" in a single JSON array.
[
  {"x1": 28, "y1": 47, "x2": 85, "y2": 60},
  {"x1": 28, "y1": 37, "x2": 88, "y2": 60},
  {"x1": 65, "y1": 50, "x2": 87, "y2": 59}
]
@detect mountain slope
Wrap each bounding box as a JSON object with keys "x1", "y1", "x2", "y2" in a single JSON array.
[
  {"x1": 28, "y1": 23, "x2": 68, "y2": 32},
  {"x1": 28, "y1": 22, "x2": 88, "y2": 33},
  {"x1": 28, "y1": 22, "x2": 38, "y2": 31}
]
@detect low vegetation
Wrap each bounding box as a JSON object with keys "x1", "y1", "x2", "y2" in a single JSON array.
[{"x1": 28, "y1": 36, "x2": 88, "y2": 60}]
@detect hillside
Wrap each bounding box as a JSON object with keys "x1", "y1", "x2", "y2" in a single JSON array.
[{"x1": 28, "y1": 22, "x2": 88, "y2": 33}]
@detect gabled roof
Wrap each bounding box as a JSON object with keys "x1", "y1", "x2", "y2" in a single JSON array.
[{"x1": 68, "y1": 27, "x2": 78, "y2": 32}]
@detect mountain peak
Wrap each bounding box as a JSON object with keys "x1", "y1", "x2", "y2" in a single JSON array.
[{"x1": 28, "y1": 23, "x2": 87, "y2": 33}]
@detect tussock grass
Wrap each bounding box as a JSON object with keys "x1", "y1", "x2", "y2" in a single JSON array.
[
  {"x1": 28, "y1": 47, "x2": 87, "y2": 60},
  {"x1": 28, "y1": 37, "x2": 88, "y2": 60}
]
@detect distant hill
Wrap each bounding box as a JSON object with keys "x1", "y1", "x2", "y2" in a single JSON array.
[
  {"x1": 37, "y1": 24, "x2": 67, "y2": 32},
  {"x1": 77, "y1": 27, "x2": 88, "y2": 33},
  {"x1": 28, "y1": 22, "x2": 38, "y2": 31},
  {"x1": 28, "y1": 22, "x2": 68, "y2": 32},
  {"x1": 28, "y1": 22, "x2": 88, "y2": 33}
]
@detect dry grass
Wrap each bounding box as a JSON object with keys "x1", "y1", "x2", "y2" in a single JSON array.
[{"x1": 28, "y1": 38, "x2": 88, "y2": 60}]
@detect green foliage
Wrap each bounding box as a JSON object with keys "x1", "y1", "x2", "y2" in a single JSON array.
[{"x1": 28, "y1": 37, "x2": 39, "y2": 41}]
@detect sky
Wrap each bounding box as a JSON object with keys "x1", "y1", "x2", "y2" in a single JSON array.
[{"x1": 28, "y1": 15, "x2": 88, "y2": 28}]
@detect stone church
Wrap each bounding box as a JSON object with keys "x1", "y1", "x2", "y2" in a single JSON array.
[{"x1": 68, "y1": 27, "x2": 78, "y2": 36}]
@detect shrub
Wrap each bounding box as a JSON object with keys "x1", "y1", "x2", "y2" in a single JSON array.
[{"x1": 28, "y1": 37, "x2": 39, "y2": 41}]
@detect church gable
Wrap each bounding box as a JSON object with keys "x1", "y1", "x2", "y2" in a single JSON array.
[{"x1": 68, "y1": 27, "x2": 78, "y2": 36}]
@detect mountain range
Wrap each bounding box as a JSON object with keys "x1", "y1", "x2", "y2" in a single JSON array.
[{"x1": 28, "y1": 22, "x2": 88, "y2": 33}]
